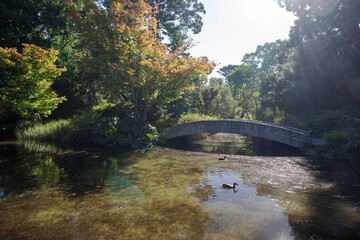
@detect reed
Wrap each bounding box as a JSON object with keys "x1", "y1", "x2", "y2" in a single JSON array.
[{"x1": 16, "y1": 119, "x2": 72, "y2": 142}]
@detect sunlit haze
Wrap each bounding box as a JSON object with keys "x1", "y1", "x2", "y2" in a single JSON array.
[{"x1": 188, "y1": 0, "x2": 297, "y2": 78}]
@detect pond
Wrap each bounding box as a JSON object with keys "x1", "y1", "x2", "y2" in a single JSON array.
[{"x1": 0, "y1": 134, "x2": 360, "y2": 240}]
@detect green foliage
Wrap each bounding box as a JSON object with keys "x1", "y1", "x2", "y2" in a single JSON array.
[
  {"x1": 153, "y1": 117, "x2": 177, "y2": 132},
  {"x1": 223, "y1": 61, "x2": 262, "y2": 119},
  {"x1": 20, "y1": 141, "x2": 60, "y2": 153},
  {"x1": 145, "y1": 0, "x2": 206, "y2": 51},
  {"x1": 0, "y1": 0, "x2": 70, "y2": 49},
  {"x1": 70, "y1": 103, "x2": 158, "y2": 148},
  {"x1": 325, "y1": 130, "x2": 349, "y2": 143},
  {"x1": 190, "y1": 81, "x2": 220, "y2": 116},
  {"x1": 71, "y1": 111, "x2": 103, "y2": 131},
  {"x1": 295, "y1": 109, "x2": 355, "y2": 137},
  {"x1": 317, "y1": 130, "x2": 350, "y2": 160},
  {"x1": 168, "y1": 78, "x2": 240, "y2": 120},
  {"x1": 217, "y1": 64, "x2": 239, "y2": 77},
  {"x1": 214, "y1": 81, "x2": 241, "y2": 119},
  {"x1": 66, "y1": 0, "x2": 213, "y2": 121},
  {"x1": 227, "y1": 65, "x2": 255, "y2": 95},
  {"x1": 0, "y1": 44, "x2": 66, "y2": 124},
  {"x1": 222, "y1": 40, "x2": 292, "y2": 121},
  {"x1": 296, "y1": 110, "x2": 360, "y2": 160},
  {"x1": 16, "y1": 120, "x2": 71, "y2": 142},
  {"x1": 17, "y1": 104, "x2": 158, "y2": 149},
  {"x1": 275, "y1": 0, "x2": 360, "y2": 114},
  {"x1": 177, "y1": 113, "x2": 217, "y2": 124}
]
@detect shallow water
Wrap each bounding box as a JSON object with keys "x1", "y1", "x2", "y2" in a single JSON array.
[
  {"x1": 167, "y1": 133, "x2": 303, "y2": 156},
  {"x1": 0, "y1": 138, "x2": 360, "y2": 240}
]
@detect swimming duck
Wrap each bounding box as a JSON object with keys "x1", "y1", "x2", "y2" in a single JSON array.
[
  {"x1": 139, "y1": 149, "x2": 148, "y2": 154},
  {"x1": 218, "y1": 156, "x2": 227, "y2": 160},
  {"x1": 222, "y1": 183, "x2": 238, "y2": 189}
]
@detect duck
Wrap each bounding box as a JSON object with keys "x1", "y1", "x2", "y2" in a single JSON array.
[
  {"x1": 139, "y1": 149, "x2": 148, "y2": 154},
  {"x1": 222, "y1": 183, "x2": 238, "y2": 189},
  {"x1": 218, "y1": 156, "x2": 227, "y2": 160}
]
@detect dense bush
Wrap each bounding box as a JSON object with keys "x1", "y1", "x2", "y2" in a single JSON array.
[
  {"x1": 317, "y1": 130, "x2": 350, "y2": 159},
  {"x1": 16, "y1": 103, "x2": 158, "y2": 149},
  {"x1": 177, "y1": 113, "x2": 217, "y2": 124},
  {"x1": 71, "y1": 112, "x2": 157, "y2": 148}
]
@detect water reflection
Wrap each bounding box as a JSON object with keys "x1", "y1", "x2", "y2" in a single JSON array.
[
  {"x1": 167, "y1": 133, "x2": 303, "y2": 156},
  {"x1": 0, "y1": 142, "x2": 65, "y2": 197},
  {"x1": 188, "y1": 170, "x2": 293, "y2": 239},
  {"x1": 0, "y1": 141, "x2": 359, "y2": 239}
]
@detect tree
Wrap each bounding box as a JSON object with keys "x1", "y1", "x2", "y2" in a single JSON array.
[
  {"x1": 275, "y1": 0, "x2": 360, "y2": 113},
  {"x1": 0, "y1": 44, "x2": 66, "y2": 123},
  {"x1": 217, "y1": 64, "x2": 239, "y2": 78},
  {"x1": 145, "y1": 0, "x2": 206, "y2": 51},
  {"x1": 168, "y1": 77, "x2": 240, "y2": 119},
  {"x1": 244, "y1": 40, "x2": 292, "y2": 118},
  {"x1": 221, "y1": 40, "x2": 292, "y2": 120},
  {"x1": 0, "y1": 0, "x2": 91, "y2": 119},
  {"x1": 66, "y1": 0, "x2": 213, "y2": 121},
  {"x1": 277, "y1": 0, "x2": 360, "y2": 43},
  {"x1": 236, "y1": 83, "x2": 259, "y2": 120},
  {"x1": 103, "y1": 0, "x2": 206, "y2": 51},
  {"x1": 209, "y1": 78, "x2": 240, "y2": 119},
  {"x1": 0, "y1": 0, "x2": 70, "y2": 49},
  {"x1": 226, "y1": 65, "x2": 256, "y2": 97},
  {"x1": 192, "y1": 82, "x2": 220, "y2": 116}
]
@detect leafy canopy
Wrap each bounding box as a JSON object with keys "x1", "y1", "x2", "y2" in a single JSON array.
[
  {"x1": 66, "y1": 0, "x2": 214, "y2": 120},
  {"x1": 0, "y1": 0, "x2": 70, "y2": 49},
  {"x1": 146, "y1": 0, "x2": 206, "y2": 51},
  {"x1": 0, "y1": 44, "x2": 66, "y2": 122}
]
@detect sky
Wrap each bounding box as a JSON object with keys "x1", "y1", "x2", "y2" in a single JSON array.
[{"x1": 188, "y1": 0, "x2": 297, "y2": 78}]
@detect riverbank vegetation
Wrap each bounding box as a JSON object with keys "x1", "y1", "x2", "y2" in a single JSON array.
[{"x1": 1, "y1": 0, "x2": 359, "y2": 160}]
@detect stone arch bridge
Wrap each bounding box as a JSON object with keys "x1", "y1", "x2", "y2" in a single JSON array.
[{"x1": 160, "y1": 120, "x2": 311, "y2": 149}]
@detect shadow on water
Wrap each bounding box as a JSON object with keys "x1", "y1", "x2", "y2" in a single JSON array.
[
  {"x1": 0, "y1": 139, "x2": 359, "y2": 239},
  {"x1": 238, "y1": 155, "x2": 360, "y2": 240},
  {"x1": 166, "y1": 133, "x2": 303, "y2": 156},
  {"x1": 0, "y1": 142, "x2": 214, "y2": 239}
]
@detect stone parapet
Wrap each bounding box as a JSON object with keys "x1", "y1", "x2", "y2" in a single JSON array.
[{"x1": 160, "y1": 120, "x2": 311, "y2": 149}]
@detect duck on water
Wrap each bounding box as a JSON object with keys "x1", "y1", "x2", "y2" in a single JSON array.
[{"x1": 222, "y1": 183, "x2": 238, "y2": 189}]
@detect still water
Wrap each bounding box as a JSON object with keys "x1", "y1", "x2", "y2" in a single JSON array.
[{"x1": 0, "y1": 134, "x2": 359, "y2": 240}]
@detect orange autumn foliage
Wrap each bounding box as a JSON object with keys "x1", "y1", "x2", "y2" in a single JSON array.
[{"x1": 66, "y1": 0, "x2": 214, "y2": 119}]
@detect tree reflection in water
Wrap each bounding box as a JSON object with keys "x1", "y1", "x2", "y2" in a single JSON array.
[{"x1": 0, "y1": 141, "x2": 359, "y2": 239}]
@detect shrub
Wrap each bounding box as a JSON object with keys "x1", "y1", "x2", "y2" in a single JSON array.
[
  {"x1": 69, "y1": 103, "x2": 157, "y2": 148},
  {"x1": 177, "y1": 113, "x2": 217, "y2": 124},
  {"x1": 153, "y1": 117, "x2": 177, "y2": 132},
  {"x1": 317, "y1": 130, "x2": 350, "y2": 160}
]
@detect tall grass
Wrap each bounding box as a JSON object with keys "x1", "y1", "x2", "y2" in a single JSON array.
[{"x1": 16, "y1": 119, "x2": 72, "y2": 142}]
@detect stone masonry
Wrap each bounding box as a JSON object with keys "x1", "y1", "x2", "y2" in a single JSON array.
[{"x1": 160, "y1": 120, "x2": 311, "y2": 149}]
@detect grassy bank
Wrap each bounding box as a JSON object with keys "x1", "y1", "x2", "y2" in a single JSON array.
[
  {"x1": 16, "y1": 120, "x2": 72, "y2": 142},
  {"x1": 15, "y1": 108, "x2": 158, "y2": 149}
]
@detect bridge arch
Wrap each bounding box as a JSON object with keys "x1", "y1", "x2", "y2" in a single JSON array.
[{"x1": 160, "y1": 120, "x2": 310, "y2": 149}]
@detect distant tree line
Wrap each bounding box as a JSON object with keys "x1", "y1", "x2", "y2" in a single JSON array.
[{"x1": 215, "y1": 0, "x2": 360, "y2": 159}]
